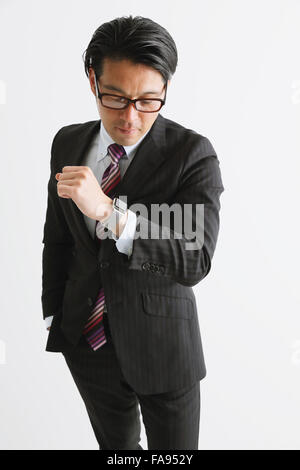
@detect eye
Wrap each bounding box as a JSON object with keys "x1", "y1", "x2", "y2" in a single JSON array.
[{"x1": 111, "y1": 96, "x2": 127, "y2": 103}]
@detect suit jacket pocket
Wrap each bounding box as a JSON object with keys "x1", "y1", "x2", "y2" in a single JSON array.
[{"x1": 141, "y1": 292, "x2": 193, "y2": 320}]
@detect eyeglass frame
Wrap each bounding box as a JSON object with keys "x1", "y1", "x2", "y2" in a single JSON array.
[{"x1": 93, "y1": 71, "x2": 168, "y2": 113}]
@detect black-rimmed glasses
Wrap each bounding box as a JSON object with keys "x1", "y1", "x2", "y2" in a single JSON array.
[{"x1": 94, "y1": 73, "x2": 167, "y2": 113}]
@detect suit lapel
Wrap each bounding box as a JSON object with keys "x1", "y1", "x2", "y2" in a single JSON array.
[
  {"x1": 113, "y1": 113, "x2": 167, "y2": 200},
  {"x1": 66, "y1": 113, "x2": 167, "y2": 256}
]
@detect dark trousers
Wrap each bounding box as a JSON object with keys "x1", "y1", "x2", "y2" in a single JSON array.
[{"x1": 62, "y1": 312, "x2": 201, "y2": 450}]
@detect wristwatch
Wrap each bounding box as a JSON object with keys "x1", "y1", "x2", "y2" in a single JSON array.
[
  {"x1": 112, "y1": 197, "x2": 127, "y2": 215},
  {"x1": 101, "y1": 197, "x2": 128, "y2": 233}
]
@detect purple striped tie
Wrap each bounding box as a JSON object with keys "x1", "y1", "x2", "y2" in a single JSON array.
[{"x1": 82, "y1": 143, "x2": 126, "y2": 350}]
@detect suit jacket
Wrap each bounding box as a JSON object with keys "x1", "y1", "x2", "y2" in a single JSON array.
[{"x1": 41, "y1": 113, "x2": 224, "y2": 394}]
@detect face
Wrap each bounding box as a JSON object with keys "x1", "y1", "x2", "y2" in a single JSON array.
[{"x1": 89, "y1": 58, "x2": 170, "y2": 146}]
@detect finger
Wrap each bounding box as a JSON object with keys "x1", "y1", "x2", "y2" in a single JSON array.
[
  {"x1": 61, "y1": 166, "x2": 88, "y2": 172},
  {"x1": 56, "y1": 172, "x2": 82, "y2": 180},
  {"x1": 57, "y1": 184, "x2": 71, "y2": 198},
  {"x1": 57, "y1": 179, "x2": 77, "y2": 185}
]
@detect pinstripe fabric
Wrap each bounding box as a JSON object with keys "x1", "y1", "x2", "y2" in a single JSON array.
[
  {"x1": 62, "y1": 334, "x2": 201, "y2": 449},
  {"x1": 82, "y1": 143, "x2": 126, "y2": 351},
  {"x1": 43, "y1": 114, "x2": 225, "y2": 395}
]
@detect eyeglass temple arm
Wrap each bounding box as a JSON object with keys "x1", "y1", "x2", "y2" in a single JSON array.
[
  {"x1": 94, "y1": 73, "x2": 99, "y2": 98},
  {"x1": 164, "y1": 80, "x2": 168, "y2": 103}
]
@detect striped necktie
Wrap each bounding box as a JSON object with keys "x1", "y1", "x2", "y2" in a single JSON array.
[{"x1": 83, "y1": 143, "x2": 126, "y2": 350}]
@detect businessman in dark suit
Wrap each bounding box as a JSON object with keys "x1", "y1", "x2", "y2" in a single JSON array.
[{"x1": 41, "y1": 16, "x2": 224, "y2": 450}]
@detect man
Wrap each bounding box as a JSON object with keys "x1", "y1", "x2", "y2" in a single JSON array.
[{"x1": 41, "y1": 15, "x2": 224, "y2": 450}]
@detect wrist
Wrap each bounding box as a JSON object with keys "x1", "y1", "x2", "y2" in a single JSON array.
[
  {"x1": 96, "y1": 197, "x2": 113, "y2": 222},
  {"x1": 100, "y1": 197, "x2": 128, "y2": 238},
  {"x1": 116, "y1": 209, "x2": 128, "y2": 237}
]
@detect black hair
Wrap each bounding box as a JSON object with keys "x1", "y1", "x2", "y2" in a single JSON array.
[{"x1": 82, "y1": 15, "x2": 178, "y2": 85}]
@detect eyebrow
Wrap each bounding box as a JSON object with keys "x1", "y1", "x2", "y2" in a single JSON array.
[{"x1": 102, "y1": 84, "x2": 161, "y2": 96}]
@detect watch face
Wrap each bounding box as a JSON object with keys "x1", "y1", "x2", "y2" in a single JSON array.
[{"x1": 115, "y1": 198, "x2": 127, "y2": 212}]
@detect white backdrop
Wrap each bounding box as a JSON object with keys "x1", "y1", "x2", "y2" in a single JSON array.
[{"x1": 0, "y1": 0, "x2": 299, "y2": 450}]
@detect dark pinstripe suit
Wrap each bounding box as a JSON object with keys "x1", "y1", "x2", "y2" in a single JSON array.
[{"x1": 42, "y1": 113, "x2": 224, "y2": 449}]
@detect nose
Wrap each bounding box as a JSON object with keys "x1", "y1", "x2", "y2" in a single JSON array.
[{"x1": 119, "y1": 102, "x2": 139, "y2": 122}]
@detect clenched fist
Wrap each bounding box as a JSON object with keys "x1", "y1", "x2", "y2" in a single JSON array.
[{"x1": 55, "y1": 166, "x2": 113, "y2": 222}]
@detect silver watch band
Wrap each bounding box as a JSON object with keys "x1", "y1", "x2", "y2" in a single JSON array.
[
  {"x1": 113, "y1": 197, "x2": 127, "y2": 214},
  {"x1": 101, "y1": 198, "x2": 127, "y2": 232}
]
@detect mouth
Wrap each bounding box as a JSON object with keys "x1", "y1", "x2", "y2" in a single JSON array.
[{"x1": 117, "y1": 127, "x2": 136, "y2": 135}]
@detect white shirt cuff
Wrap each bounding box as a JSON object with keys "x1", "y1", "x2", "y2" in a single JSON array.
[
  {"x1": 44, "y1": 315, "x2": 54, "y2": 329},
  {"x1": 115, "y1": 209, "x2": 137, "y2": 258}
]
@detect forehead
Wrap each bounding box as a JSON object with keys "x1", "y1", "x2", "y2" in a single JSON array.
[
  {"x1": 100, "y1": 83, "x2": 162, "y2": 96},
  {"x1": 99, "y1": 58, "x2": 164, "y2": 95}
]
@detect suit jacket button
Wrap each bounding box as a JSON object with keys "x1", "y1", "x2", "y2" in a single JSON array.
[
  {"x1": 87, "y1": 297, "x2": 93, "y2": 306},
  {"x1": 142, "y1": 262, "x2": 150, "y2": 270}
]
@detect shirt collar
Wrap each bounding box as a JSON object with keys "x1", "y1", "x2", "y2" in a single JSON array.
[{"x1": 97, "y1": 121, "x2": 151, "y2": 162}]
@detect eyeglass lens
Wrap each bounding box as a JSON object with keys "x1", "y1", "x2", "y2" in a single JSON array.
[{"x1": 101, "y1": 95, "x2": 162, "y2": 112}]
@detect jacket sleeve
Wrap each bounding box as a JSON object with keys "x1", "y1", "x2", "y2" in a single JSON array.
[
  {"x1": 41, "y1": 128, "x2": 74, "y2": 319},
  {"x1": 126, "y1": 136, "x2": 225, "y2": 287}
]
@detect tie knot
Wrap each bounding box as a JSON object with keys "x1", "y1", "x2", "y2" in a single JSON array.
[{"x1": 107, "y1": 143, "x2": 126, "y2": 164}]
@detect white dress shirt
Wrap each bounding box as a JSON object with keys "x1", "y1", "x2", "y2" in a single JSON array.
[{"x1": 45, "y1": 121, "x2": 151, "y2": 329}]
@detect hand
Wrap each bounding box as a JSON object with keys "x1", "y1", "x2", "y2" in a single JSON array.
[{"x1": 55, "y1": 166, "x2": 113, "y2": 221}]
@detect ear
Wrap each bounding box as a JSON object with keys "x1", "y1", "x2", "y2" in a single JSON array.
[{"x1": 88, "y1": 67, "x2": 97, "y2": 97}]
